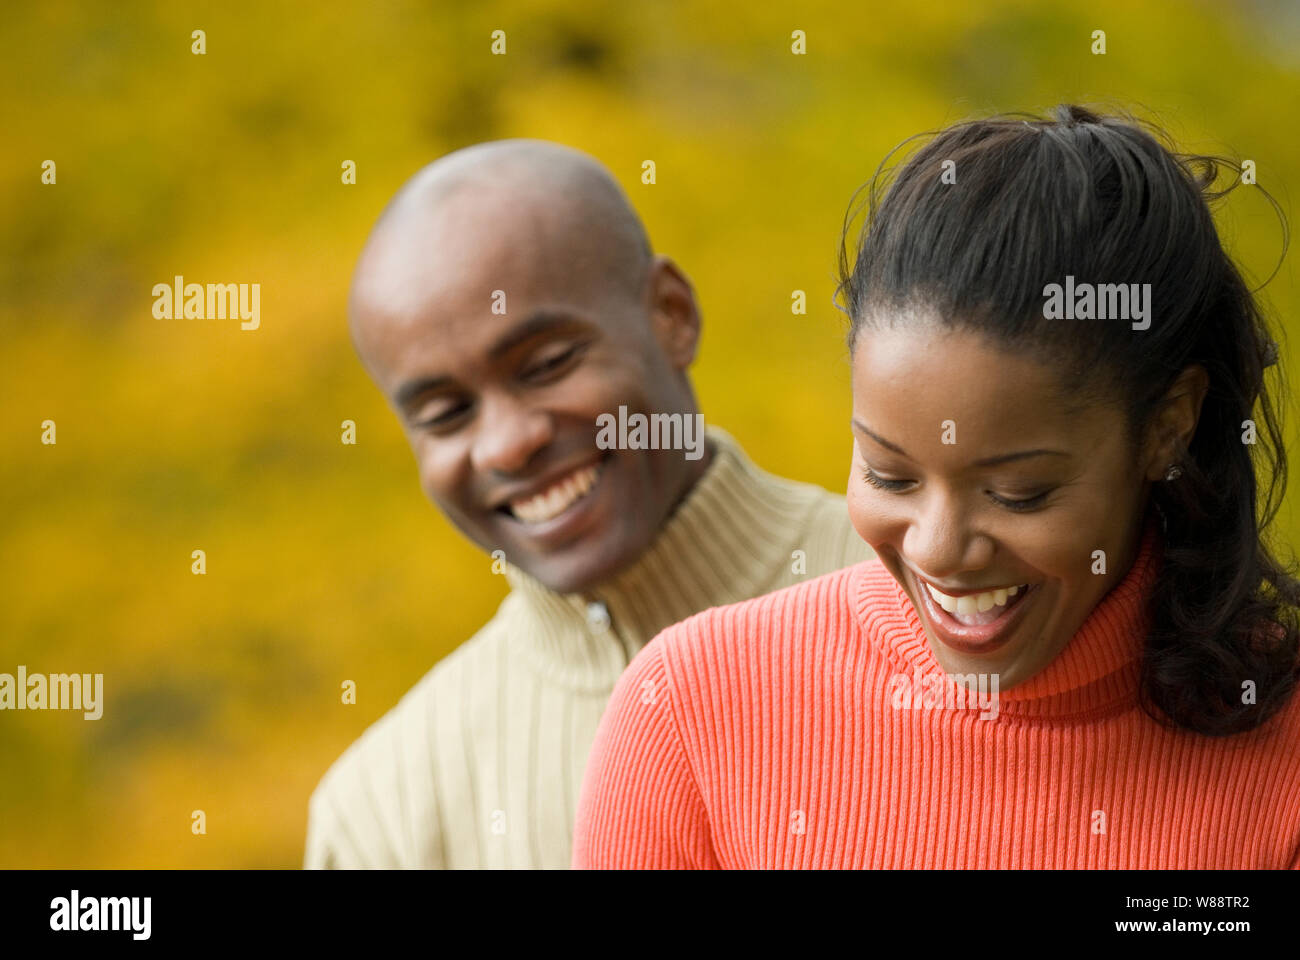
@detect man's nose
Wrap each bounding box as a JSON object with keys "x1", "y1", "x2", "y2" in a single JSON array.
[{"x1": 469, "y1": 392, "x2": 554, "y2": 475}]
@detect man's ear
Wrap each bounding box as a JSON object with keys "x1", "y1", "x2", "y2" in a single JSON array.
[
  {"x1": 645, "y1": 254, "x2": 702, "y2": 370},
  {"x1": 1142, "y1": 363, "x2": 1210, "y2": 481}
]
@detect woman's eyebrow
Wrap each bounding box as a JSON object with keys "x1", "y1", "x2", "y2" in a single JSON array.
[
  {"x1": 850, "y1": 419, "x2": 1069, "y2": 467},
  {"x1": 973, "y1": 448, "x2": 1070, "y2": 467}
]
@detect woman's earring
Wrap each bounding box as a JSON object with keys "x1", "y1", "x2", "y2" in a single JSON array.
[{"x1": 1164, "y1": 463, "x2": 1183, "y2": 482}]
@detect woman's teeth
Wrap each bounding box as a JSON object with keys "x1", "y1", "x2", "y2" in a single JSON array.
[
  {"x1": 924, "y1": 582, "x2": 1027, "y2": 625},
  {"x1": 510, "y1": 462, "x2": 603, "y2": 524}
]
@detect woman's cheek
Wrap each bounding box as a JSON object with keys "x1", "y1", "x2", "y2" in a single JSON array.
[{"x1": 846, "y1": 475, "x2": 891, "y2": 547}]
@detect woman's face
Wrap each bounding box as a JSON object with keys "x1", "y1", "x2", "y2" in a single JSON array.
[{"x1": 847, "y1": 322, "x2": 1152, "y2": 689}]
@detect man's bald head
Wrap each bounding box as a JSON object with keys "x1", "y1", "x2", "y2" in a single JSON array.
[
  {"x1": 349, "y1": 140, "x2": 652, "y2": 353},
  {"x1": 345, "y1": 138, "x2": 708, "y2": 595}
]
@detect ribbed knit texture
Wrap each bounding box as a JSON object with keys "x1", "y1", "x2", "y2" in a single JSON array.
[
  {"x1": 304, "y1": 425, "x2": 874, "y2": 867},
  {"x1": 573, "y1": 515, "x2": 1300, "y2": 868}
]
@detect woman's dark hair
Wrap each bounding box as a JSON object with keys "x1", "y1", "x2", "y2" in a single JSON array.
[{"x1": 836, "y1": 103, "x2": 1299, "y2": 736}]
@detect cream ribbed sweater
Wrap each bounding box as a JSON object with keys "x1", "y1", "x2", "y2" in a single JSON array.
[{"x1": 304, "y1": 426, "x2": 874, "y2": 868}]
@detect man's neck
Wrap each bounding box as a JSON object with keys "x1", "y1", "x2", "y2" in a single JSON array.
[{"x1": 670, "y1": 434, "x2": 715, "y2": 515}]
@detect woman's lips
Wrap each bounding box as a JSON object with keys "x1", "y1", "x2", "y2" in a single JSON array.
[{"x1": 914, "y1": 574, "x2": 1037, "y2": 655}]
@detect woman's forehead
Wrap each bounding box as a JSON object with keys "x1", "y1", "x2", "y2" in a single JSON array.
[{"x1": 849, "y1": 325, "x2": 1108, "y2": 454}]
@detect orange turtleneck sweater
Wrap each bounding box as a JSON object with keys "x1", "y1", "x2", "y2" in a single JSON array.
[{"x1": 573, "y1": 519, "x2": 1300, "y2": 868}]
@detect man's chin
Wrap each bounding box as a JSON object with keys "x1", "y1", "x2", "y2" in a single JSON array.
[
  {"x1": 503, "y1": 534, "x2": 640, "y2": 595},
  {"x1": 501, "y1": 546, "x2": 603, "y2": 590}
]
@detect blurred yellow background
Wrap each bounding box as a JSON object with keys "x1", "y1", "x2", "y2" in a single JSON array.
[{"x1": 2, "y1": 0, "x2": 1297, "y2": 867}]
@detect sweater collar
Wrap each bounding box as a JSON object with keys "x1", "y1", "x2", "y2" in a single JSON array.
[
  {"x1": 855, "y1": 510, "x2": 1163, "y2": 721},
  {"x1": 503, "y1": 425, "x2": 814, "y2": 689}
]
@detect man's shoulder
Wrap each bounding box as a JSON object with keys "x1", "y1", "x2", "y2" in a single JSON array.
[
  {"x1": 307, "y1": 611, "x2": 511, "y2": 822},
  {"x1": 738, "y1": 451, "x2": 876, "y2": 573},
  {"x1": 746, "y1": 456, "x2": 843, "y2": 513}
]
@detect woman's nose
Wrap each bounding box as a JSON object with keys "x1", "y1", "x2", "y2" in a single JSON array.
[{"x1": 903, "y1": 496, "x2": 991, "y2": 579}]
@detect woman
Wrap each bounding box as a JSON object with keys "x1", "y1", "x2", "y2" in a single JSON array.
[{"x1": 570, "y1": 105, "x2": 1300, "y2": 869}]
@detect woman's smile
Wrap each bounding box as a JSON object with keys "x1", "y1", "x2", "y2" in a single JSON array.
[{"x1": 909, "y1": 568, "x2": 1041, "y2": 655}]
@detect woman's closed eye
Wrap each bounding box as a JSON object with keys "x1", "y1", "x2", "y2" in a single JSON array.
[
  {"x1": 861, "y1": 467, "x2": 1052, "y2": 512},
  {"x1": 861, "y1": 467, "x2": 910, "y2": 492}
]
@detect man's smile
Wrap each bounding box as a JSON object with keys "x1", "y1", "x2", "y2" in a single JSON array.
[
  {"x1": 485, "y1": 450, "x2": 617, "y2": 549},
  {"x1": 496, "y1": 454, "x2": 610, "y2": 524}
]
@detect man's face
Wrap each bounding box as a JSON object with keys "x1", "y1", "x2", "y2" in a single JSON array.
[
  {"x1": 846, "y1": 323, "x2": 1150, "y2": 690},
  {"x1": 351, "y1": 192, "x2": 700, "y2": 594}
]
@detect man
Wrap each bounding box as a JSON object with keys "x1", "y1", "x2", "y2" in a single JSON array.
[{"x1": 304, "y1": 139, "x2": 873, "y2": 868}]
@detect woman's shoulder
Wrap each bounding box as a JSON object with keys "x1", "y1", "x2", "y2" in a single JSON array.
[
  {"x1": 604, "y1": 559, "x2": 888, "y2": 765},
  {"x1": 638, "y1": 557, "x2": 884, "y2": 672},
  {"x1": 1250, "y1": 679, "x2": 1300, "y2": 759}
]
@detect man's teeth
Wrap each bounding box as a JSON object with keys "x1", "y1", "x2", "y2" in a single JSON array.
[
  {"x1": 924, "y1": 582, "x2": 1026, "y2": 618},
  {"x1": 510, "y1": 463, "x2": 602, "y2": 524}
]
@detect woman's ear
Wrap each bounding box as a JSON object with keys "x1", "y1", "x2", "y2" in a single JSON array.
[
  {"x1": 645, "y1": 255, "x2": 703, "y2": 371},
  {"x1": 1142, "y1": 363, "x2": 1210, "y2": 481}
]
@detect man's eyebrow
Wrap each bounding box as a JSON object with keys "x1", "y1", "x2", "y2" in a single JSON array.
[
  {"x1": 393, "y1": 311, "x2": 582, "y2": 407},
  {"x1": 395, "y1": 374, "x2": 453, "y2": 407},
  {"x1": 850, "y1": 419, "x2": 1069, "y2": 467},
  {"x1": 486, "y1": 310, "x2": 581, "y2": 360}
]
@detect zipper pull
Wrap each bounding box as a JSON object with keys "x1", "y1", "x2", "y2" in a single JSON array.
[{"x1": 585, "y1": 600, "x2": 611, "y2": 633}]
